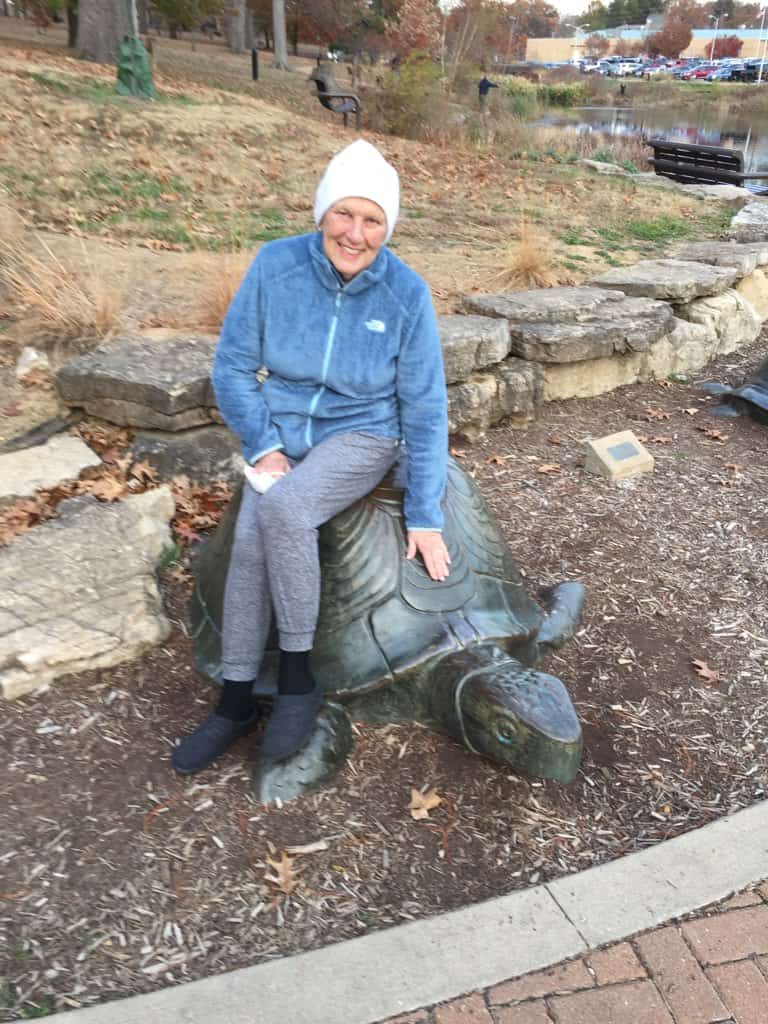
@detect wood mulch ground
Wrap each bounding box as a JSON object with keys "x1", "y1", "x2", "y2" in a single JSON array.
[{"x1": 1, "y1": 336, "x2": 767, "y2": 1020}]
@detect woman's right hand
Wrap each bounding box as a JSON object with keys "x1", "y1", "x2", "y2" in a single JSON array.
[{"x1": 254, "y1": 451, "x2": 291, "y2": 477}]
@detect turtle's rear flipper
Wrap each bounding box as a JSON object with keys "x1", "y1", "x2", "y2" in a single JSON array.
[
  {"x1": 537, "y1": 581, "x2": 586, "y2": 654},
  {"x1": 253, "y1": 703, "x2": 353, "y2": 804}
]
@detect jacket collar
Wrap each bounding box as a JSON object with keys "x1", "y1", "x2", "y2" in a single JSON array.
[{"x1": 309, "y1": 231, "x2": 388, "y2": 295}]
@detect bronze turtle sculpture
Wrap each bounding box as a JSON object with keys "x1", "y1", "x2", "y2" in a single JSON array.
[
  {"x1": 701, "y1": 355, "x2": 768, "y2": 425},
  {"x1": 190, "y1": 457, "x2": 586, "y2": 802}
]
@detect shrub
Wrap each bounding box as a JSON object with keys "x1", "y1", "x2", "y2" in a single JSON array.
[
  {"x1": 501, "y1": 77, "x2": 587, "y2": 111},
  {"x1": 364, "y1": 53, "x2": 446, "y2": 139}
]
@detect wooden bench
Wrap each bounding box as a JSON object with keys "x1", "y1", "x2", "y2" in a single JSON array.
[
  {"x1": 648, "y1": 138, "x2": 768, "y2": 188},
  {"x1": 309, "y1": 66, "x2": 361, "y2": 130}
]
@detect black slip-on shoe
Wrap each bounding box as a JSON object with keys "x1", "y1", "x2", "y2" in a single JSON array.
[
  {"x1": 171, "y1": 710, "x2": 261, "y2": 775},
  {"x1": 259, "y1": 685, "x2": 323, "y2": 762}
]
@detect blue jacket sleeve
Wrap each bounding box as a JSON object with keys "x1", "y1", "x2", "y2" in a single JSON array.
[
  {"x1": 396, "y1": 287, "x2": 448, "y2": 531},
  {"x1": 211, "y1": 253, "x2": 284, "y2": 464}
]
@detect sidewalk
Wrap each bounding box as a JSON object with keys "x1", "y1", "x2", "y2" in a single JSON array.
[{"x1": 381, "y1": 885, "x2": 768, "y2": 1024}]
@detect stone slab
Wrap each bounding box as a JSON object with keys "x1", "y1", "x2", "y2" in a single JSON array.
[
  {"x1": 0, "y1": 488, "x2": 174, "y2": 699},
  {"x1": 508, "y1": 297, "x2": 674, "y2": 364},
  {"x1": 130, "y1": 425, "x2": 243, "y2": 484},
  {"x1": 56, "y1": 334, "x2": 218, "y2": 425},
  {"x1": 438, "y1": 314, "x2": 511, "y2": 384},
  {"x1": 547, "y1": 801, "x2": 768, "y2": 948},
  {"x1": 730, "y1": 201, "x2": 768, "y2": 242},
  {"x1": 678, "y1": 289, "x2": 761, "y2": 353},
  {"x1": 631, "y1": 174, "x2": 756, "y2": 207},
  {"x1": 0, "y1": 434, "x2": 101, "y2": 503},
  {"x1": 463, "y1": 287, "x2": 625, "y2": 324},
  {"x1": 673, "y1": 241, "x2": 768, "y2": 276},
  {"x1": 448, "y1": 358, "x2": 543, "y2": 438},
  {"x1": 584, "y1": 430, "x2": 654, "y2": 481},
  {"x1": 736, "y1": 267, "x2": 768, "y2": 320},
  {"x1": 49, "y1": 884, "x2": 586, "y2": 1024},
  {"x1": 592, "y1": 260, "x2": 739, "y2": 302}
]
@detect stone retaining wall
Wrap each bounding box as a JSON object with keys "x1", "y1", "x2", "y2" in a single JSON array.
[{"x1": 53, "y1": 228, "x2": 768, "y2": 462}]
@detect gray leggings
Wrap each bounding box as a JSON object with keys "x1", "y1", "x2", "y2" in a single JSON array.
[{"x1": 222, "y1": 431, "x2": 399, "y2": 681}]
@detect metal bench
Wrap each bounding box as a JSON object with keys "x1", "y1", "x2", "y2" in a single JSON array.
[
  {"x1": 648, "y1": 138, "x2": 768, "y2": 187},
  {"x1": 309, "y1": 66, "x2": 361, "y2": 130}
]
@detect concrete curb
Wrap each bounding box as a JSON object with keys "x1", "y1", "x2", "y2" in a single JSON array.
[{"x1": 51, "y1": 801, "x2": 768, "y2": 1024}]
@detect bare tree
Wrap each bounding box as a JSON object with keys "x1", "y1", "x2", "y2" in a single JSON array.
[
  {"x1": 272, "y1": 0, "x2": 289, "y2": 68},
  {"x1": 76, "y1": 0, "x2": 132, "y2": 62}
]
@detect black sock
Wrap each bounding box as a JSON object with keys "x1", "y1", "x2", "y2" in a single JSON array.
[
  {"x1": 216, "y1": 679, "x2": 256, "y2": 721},
  {"x1": 278, "y1": 650, "x2": 315, "y2": 695}
]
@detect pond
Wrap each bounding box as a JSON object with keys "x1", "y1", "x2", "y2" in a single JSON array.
[{"x1": 535, "y1": 105, "x2": 768, "y2": 187}]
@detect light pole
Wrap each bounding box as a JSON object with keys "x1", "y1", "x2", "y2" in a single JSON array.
[
  {"x1": 709, "y1": 13, "x2": 726, "y2": 62},
  {"x1": 758, "y1": 7, "x2": 768, "y2": 84}
]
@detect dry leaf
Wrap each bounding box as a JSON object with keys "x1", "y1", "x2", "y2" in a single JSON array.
[
  {"x1": 697, "y1": 427, "x2": 728, "y2": 442},
  {"x1": 536, "y1": 463, "x2": 561, "y2": 474},
  {"x1": 85, "y1": 476, "x2": 126, "y2": 502},
  {"x1": 449, "y1": 447, "x2": 466, "y2": 458},
  {"x1": 130, "y1": 459, "x2": 159, "y2": 484},
  {"x1": 691, "y1": 659, "x2": 720, "y2": 684},
  {"x1": 284, "y1": 839, "x2": 329, "y2": 855},
  {"x1": 644, "y1": 408, "x2": 671, "y2": 421},
  {"x1": 264, "y1": 852, "x2": 300, "y2": 894},
  {"x1": 409, "y1": 787, "x2": 442, "y2": 820},
  {"x1": 682, "y1": 408, "x2": 699, "y2": 416}
]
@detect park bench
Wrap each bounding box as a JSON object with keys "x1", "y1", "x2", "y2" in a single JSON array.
[
  {"x1": 648, "y1": 138, "x2": 768, "y2": 188},
  {"x1": 309, "y1": 66, "x2": 361, "y2": 130}
]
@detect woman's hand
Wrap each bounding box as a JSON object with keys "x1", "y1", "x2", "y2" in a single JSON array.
[
  {"x1": 254, "y1": 451, "x2": 291, "y2": 477},
  {"x1": 406, "y1": 531, "x2": 451, "y2": 582}
]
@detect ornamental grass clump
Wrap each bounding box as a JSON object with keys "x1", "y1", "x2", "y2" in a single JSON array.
[
  {"x1": 0, "y1": 204, "x2": 123, "y2": 357},
  {"x1": 494, "y1": 220, "x2": 558, "y2": 290},
  {"x1": 190, "y1": 248, "x2": 251, "y2": 331}
]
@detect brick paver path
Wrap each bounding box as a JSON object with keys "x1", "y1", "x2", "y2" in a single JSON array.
[{"x1": 380, "y1": 884, "x2": 768, "y2": 1024}]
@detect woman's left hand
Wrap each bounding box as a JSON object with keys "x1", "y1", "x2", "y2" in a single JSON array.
[{"x1": 406, "y1": 531, "x2": 451, "y2": 582}]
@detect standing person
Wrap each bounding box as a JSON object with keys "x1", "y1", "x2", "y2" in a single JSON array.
[
  {"x1": 172, "y1": 140, "x2": 450, "y2": 776},
  {"x1": 478, "y1": 73, "x2": 498, "y2": 112}
]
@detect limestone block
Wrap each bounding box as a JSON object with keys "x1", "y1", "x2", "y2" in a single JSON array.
[
  {"x1": 677, "y1": 289, "x2": 761, "y2": 354},
  {"x1": 0, "y1": 434, "x2": 102, "y2": 504},
  {"x1": 15, "y1": 347, "x2": 50, "y2": 380},
  {"x1": 463, "y1": 286, "x2": 624, "y2": 324},
  {"x1": 130, "y1": 425, "x2": 244, "y2": 484},
  {"x1": 730, "y1": 202, "x2": 768, "y2": 242},
  {"x1": 509, "y1": 297, "x2": 674, "y2": 364},
  {"x1": 592, "y1": 260, "x2": 738, "y2": 302},
  {"x1": 579, "y1": 159, "x2": 629, "y2": 176},
  {"x1": 447, "y1": 358, "x2": 543, "y2": 437},
  {"x1": 673, "y1": 242, "x2": 768, "y2": 277},
  {"x1": 0, "y1": 488, "x2": 175, "y2": 700},
  {"x1": 584, "y1": 430, "x2": 654, "y2": 481},
  {"x1": 736, "y1": 268, "x2": 768, "y2": 321},
  {"x1": 630, "y1": 174, "x2": 755, "y2": 207},
  {"x1": 640, "y1": 318, "x2": 718, "y2": 381},
  {"x1": 543, "y1": 351, "x2": 645, "y2": 401},
  {"x1": 438, "y1": 315, "x2": 510, "y2": 384},
  {"x1": 56, "y1": 334, "x2": 218, "y2": 430}
]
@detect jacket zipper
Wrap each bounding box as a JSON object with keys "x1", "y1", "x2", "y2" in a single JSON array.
[{"x1": 305, "y1": 289, "x2": 342, "y2": 448}]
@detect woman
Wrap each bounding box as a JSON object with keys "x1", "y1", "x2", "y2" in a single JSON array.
[{"x1": 172, "y1": 139, "x2": 450, "y2": 775}]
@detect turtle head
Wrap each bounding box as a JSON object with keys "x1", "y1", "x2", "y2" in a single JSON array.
[{"x1": 432, "y1": 654, "x2": 583, "y2": 783}]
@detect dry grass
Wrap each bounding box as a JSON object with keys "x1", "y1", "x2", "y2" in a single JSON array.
[
  {"x1": 493, "y1": 220, "x2": 559, "y2": 290},
  {"x1": 189, "y1": 248, "x2": 251, "y2": 331},
  {"x1": 0, "y1": 205, "x2": 124, "y2": 359}
]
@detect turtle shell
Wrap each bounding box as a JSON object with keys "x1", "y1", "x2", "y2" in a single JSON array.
[
  {"x1": 306, "y1": 457, "x2": 543, "y2": 697},
  {"x1": 190, "y1": 457, "x2": 544, "y2": 698}
]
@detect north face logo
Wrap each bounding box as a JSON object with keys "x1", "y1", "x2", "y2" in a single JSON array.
[{"x1": 365, "y1": 319, "x2": 386, "y2": 333}]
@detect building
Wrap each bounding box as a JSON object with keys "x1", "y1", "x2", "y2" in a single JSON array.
[{"x1": 526, "y1": 27, "x2": 768, "y2": 62}]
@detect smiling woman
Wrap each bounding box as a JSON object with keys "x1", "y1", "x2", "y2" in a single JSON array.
[{"x1": 171, "y1": 139, "x2": 451, "y2": 779}]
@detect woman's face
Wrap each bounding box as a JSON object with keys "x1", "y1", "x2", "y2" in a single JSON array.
[{"x1": 321, "y1": 197, "x2": 388, "y2": 281}]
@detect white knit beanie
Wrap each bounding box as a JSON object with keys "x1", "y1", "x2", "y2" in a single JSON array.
[{"x1": 314, "y1": 139, "x2": 400, "y2": 243}]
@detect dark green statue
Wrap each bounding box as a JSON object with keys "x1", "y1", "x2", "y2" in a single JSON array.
[
  {"x1": 702, "y1": 355, "x2": 768, "y2": 425},
  {"x1": 190, "y1": 458, "x2": 586, "y2": 802},
  {"x1": 116, "y1": 36, "x2": 157, "y2": 100}
]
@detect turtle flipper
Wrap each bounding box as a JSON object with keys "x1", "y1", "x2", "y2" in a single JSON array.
[
  {"x1": 429, "y1": 644, "x2": 582, "y2": 783},
  {"x1": 536, "y1": 582, "x2": 586, "y2": 654},
  {"x1": 253, "y1": 703, "x2": 353, "y2": 803}
]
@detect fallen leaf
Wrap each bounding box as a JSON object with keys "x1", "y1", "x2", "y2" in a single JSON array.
[
  {"x1": 691, "y1": 659, "x2": 720, "y2": 684},
  {"x1": 724, "y1": 463, "x2": 744, "y2": 474},
  {"x1": 682, "y1": 407, "x2": 699, "y2": 416},
  {"x1": 264, "y1": 852, "x2": 300, "y2": 894},
  {"x1": 547, "y1": 435, "x2": 562, "y2": 445},
  {"x1": 449, "y1": 447, "x2": 466, "y2": 458},
  {"x1": 409, "y1": 787, "x2": 442, "y2": 820},
  {"x1": 85, "y1": 476, "x2": 126, "y2": 502},
  {"x1": 697, "y1": 427, "x2": 728, "y2": 442},
  {"x1": 644, "y1": 407, "x2": 671, "y2": 421},
  {"x1": 1, "y1": 402, "x2": 21, "y2": 416},
  {"x1": 130, "y1": 459, "x2": 159, "y2": 484},
  {"x1": 536, "y1": 463, "x2": 561, "y2": 474}
]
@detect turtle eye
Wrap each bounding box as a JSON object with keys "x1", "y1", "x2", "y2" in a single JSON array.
[{"x1": 496, "y1": 721, "x2": 518, "y2": 745}]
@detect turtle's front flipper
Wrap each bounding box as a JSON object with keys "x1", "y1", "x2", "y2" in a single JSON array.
[
  {"x1": 429, "y1": 644, "x2": 582, "y2": 783},
  {"x1": 537, "y1": 581, "x2": 586, "y2": 654},
  {"x1": 253, "y1": 703, "x2": 353, "y2": 804}
]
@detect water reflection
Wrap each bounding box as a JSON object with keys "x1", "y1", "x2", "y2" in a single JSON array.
[{"x1": 535, "y1": 107, "x2": 768, "y2": 183}]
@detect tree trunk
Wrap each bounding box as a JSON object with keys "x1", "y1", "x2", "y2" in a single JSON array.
[
  {"x1": 272, "y1": 0, "x2": 288, "y2": 69},
  {"x1": 66, "y1": 0, "x2": 77, "y2": 46},
  {"x1": 228, "y1": 0, "x2": 245, "y2": 53},
  {"x1": 290, "y1": 13, "x2": 298, "y2": 56},
  {"x1": 244, "y1": 8, "x2": 254, "y2": 50},
  {"x1": 76, "y1": 0, "x2": 132, "y2": 62},
  {"x1": 137, "y1": 0, "x2": 148, "y2": 34},
  {"x1": 0, "y1": 1, "x2": 7, "y2": 17}
]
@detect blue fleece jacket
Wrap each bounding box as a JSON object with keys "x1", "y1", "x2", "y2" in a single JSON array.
[{"x1": 212, "y1": 231, "x2": 448, "y2": 531}]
